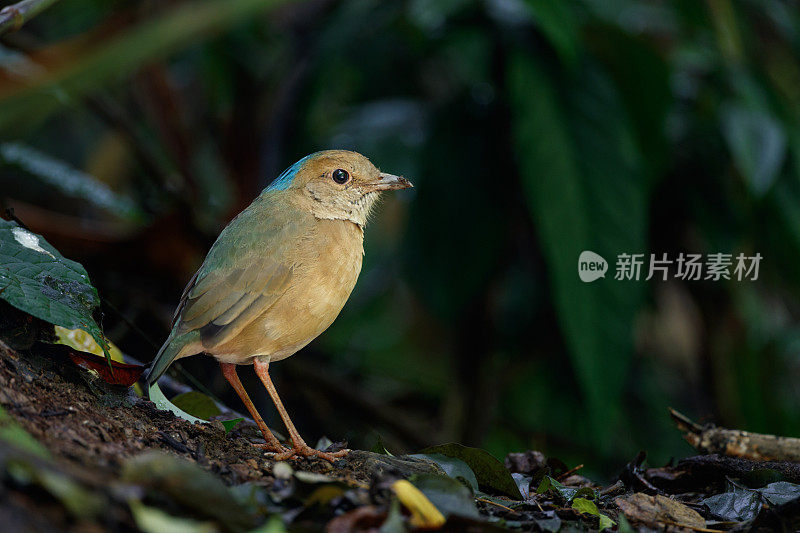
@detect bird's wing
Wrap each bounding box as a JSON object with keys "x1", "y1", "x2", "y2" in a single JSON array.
[{"x1": 172, "y1": 197, "x2": 301, "y2": 349}]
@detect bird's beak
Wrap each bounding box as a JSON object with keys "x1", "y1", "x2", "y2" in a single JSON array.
[{"x1": 367, "y1": 173, "x2": 414, "y2": 192}]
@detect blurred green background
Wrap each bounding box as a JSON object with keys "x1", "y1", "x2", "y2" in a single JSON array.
[{"x1": 2, "y1": 0, "x2": 799, "y2": 475}]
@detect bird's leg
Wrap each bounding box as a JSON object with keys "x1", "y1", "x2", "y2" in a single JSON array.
[
  {"x1": 220, "y1": 362, "x2": 286, "y2": 453},
  {"x1": 253, "y1": 359, "x2": 348, "y2": 462}
]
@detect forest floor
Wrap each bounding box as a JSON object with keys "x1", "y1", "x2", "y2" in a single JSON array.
[{"x1": 2, "y1": 339, "x2": 800, "y2": 532}]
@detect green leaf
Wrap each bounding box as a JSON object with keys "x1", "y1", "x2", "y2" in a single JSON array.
[
  {"x1": 598, "y1": 513, "x2": 616, "y2": 531},
  {"x1": 721, "y1": 105, "x2": 787, "y2": 197},
  {"x1": 572, "y1": 496, "x2": 598, "y2": 515},
  {"x1": 221, "y1": 417, "x2": 244, "y2": 433},
  {"x1": 408, "y1": 474, "x2": 480, "y2": 519},
  {"x1": 507, "y1": 53, "x2": 647, "y2": 442},
  {"x1": 411, "y1": 453, "x2": 479, "y2": 490},
  {"x1": 0, "y1": 0, "x2": 292, "y2": 132},
  {"x1": 536, "y1": 476, "x2": 595, "y2": 503},
  {"x1": 572, "y1": 497, "x2": 615, "y2": 530},
  {"x1": 0, "y1": 220, "x2": 109, "y2": 361},
  {"x1": 522, "y1": 0, "x2": 580, "y2": 67},
  {"x1": 420, "y1": 443, "x2": 522, "y2": 499},
  {"x1": 171, "y1": 391, "x2": 222, "y2": 421}
]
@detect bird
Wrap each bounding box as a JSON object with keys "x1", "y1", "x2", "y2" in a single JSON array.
[{"x1": 144, "y1": 150, "x2": 412, "y2": 462}]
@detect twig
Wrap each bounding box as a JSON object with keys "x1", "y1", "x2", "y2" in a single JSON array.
[
  {"x1": 670, "y1": 407, "x2": 800, "y2": 462},
  {"x1": 476, "y1": 497, "x2": 517, "y2": 513},
  {"x1": 0, "y1": 0, "x2": 60, "y2": 36},
  {"x1": 556, "y1": 463, "x2": 584, "y2": 481}
]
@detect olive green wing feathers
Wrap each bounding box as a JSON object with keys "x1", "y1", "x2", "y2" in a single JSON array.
[
  {"x1": 146, "y1": 198, "x2": 301, "y2": 386},
  {"x1": 173, "y1": 206, "x2": 299, "y2": 348}
]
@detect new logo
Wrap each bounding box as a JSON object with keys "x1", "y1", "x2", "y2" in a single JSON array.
[{"x1": 578, "y1": 251, "x2": 607, "y2": 282}]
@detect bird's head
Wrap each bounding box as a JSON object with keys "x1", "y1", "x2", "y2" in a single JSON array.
[{"x1": 268, "y1": 150, "x2": 413, "y2": 228}]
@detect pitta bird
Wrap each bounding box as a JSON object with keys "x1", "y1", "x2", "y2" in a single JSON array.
[{"x1": 144, "y1": 150, "x2": 412, "y2": 461}]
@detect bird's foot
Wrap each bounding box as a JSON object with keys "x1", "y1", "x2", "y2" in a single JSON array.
[
  {"x1": 273, "y1": 444, "x2": 349, "y2": 463},
  {"x1": 252, "y1": 442, "x2": 291, "y2": 454}
]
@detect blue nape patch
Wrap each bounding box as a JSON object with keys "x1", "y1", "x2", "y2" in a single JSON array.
[{"x1": 267, "y1": 152, "x2": 320, "y2": 191}]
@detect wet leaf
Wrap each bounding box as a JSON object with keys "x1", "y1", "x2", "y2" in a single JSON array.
[
  {"x1": 391, "y1": 479, "x2": 446, "y2": 528},
  {"x1": 0, "y1": 220, "x2": 109, "y2": 361},
  {"x1": 409, "y1": 474, "x2": 480, "y2": 519},
  {"x1": 511, "y1": 472, "x2": 531, "y2": 499},
  {"x1": 171, "y1": 391, "x2": 221, "y2": 421},
  {"x1": 420, "y1": 443, "x2": 522, "y2": 499},
  {"x1": 411, "y1": 452, "x2": 479, "y2": 490},
  {"x1": 702, "y1": 487, "x2": 762, "y2": 522},
  {"x1": 757, "y1": 481, "x2": 800, "y2": 506}
]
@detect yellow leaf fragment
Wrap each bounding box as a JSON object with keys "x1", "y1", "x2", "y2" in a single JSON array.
[{"x1": 391, "y1": 479, "x2": 446, "y2": 528}]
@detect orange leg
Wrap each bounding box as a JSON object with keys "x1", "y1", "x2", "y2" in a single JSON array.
[
  {"x1": 220, "y1": 362, "x2": 286, "y2": 453},
  {"x1": 253, "y1": 359, "x2": 348, "y2": 462}
]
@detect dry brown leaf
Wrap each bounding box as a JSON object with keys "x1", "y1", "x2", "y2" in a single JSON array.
[{"x1": 615, "y1": 493, "x2": 708, "y2": 531}]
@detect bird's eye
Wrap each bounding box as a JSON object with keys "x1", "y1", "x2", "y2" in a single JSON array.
[{"x1": 332, "y1": 169, "x2": 350, "y2": 184}]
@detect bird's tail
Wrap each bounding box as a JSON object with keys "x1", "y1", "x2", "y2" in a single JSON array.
[{"x1": 144, "y1": 330, "x2": 201, "y2": 391}]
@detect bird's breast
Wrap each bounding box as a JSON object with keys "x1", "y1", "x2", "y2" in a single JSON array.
[{"x1": 216, "y1": 219, "x2": 364, "y2": 362}]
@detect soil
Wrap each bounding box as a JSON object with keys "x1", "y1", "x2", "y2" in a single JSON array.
[{"x1": 0, "y1": 339, "x2": 442, "y2": 532}]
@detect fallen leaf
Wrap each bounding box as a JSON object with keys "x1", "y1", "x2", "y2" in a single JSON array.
[
  {"x1": 411, "y1": 452, "x2": 479, "y2": 490},
  {"x1": 409, "y1": 474, "x2": 480, "y2": 519},
  {"x1": 392, "y1": 479, "x2": 446, "y2": 528},
  {"x1": 616, "y1": 493, "x2": 706, "y2": 530},
  {"x1": 171, "y1": 391, "x2": 221, "y2": 420},
  {"x1": 420, "y1": 443, "x2": 523, "y2": 499},
  {"x1": 702, "y1": 487, "x2": 761, "y2": 522},
  {"x1": 66, "y1": 347, "x2": 144, "y2": 386}
]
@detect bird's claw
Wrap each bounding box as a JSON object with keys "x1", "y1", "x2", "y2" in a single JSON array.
[
  {"x1": 252, "y1": 442, "x2": 291, "y2": 454},
  {"x1": 273, "y1": 445, "x2": 349, "y2": 463}
]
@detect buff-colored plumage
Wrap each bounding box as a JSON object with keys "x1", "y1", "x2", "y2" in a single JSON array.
[{"x1": 145, "y1": 150, "x2": 411, "y2": 461}]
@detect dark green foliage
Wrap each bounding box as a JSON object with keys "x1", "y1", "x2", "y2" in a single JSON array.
[{"x1": 0, "y1": 220, "x2": 107, "y2": 359}]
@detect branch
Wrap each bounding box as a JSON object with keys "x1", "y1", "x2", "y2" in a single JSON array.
[
  {"x1": 0, "y1": 0, "x2": 60, "y2": 36},
  {"x1": 670, "y1": 407, "x2": 800, "y2": 462}
]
